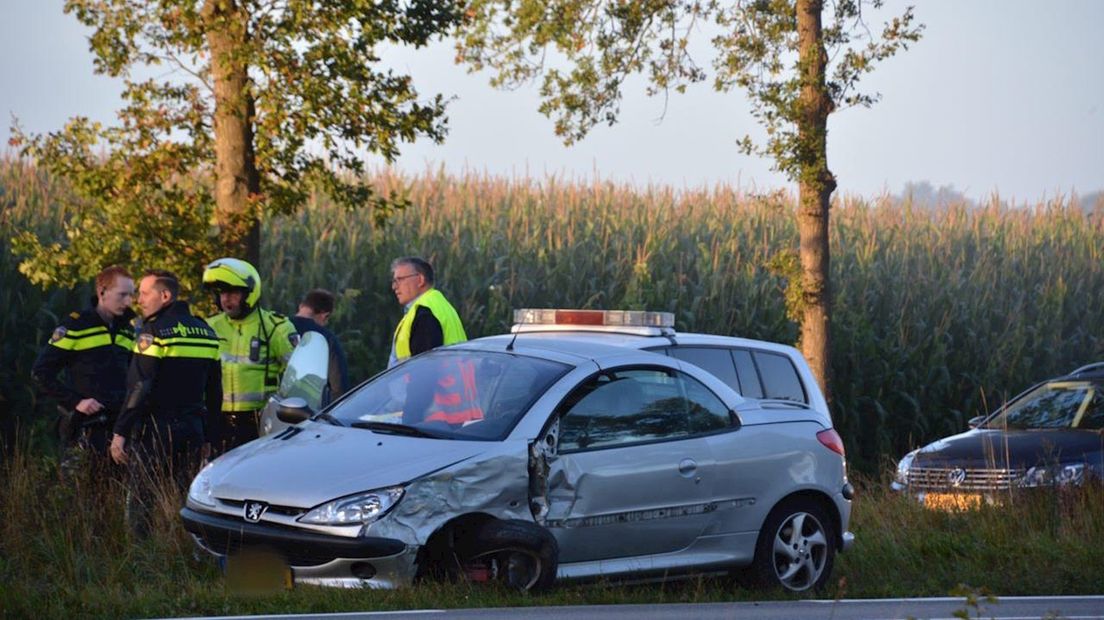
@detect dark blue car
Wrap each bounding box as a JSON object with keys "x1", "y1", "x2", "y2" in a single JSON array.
[{"x1": 892, "y1": 363, "x2": 1104, "y2": 510}]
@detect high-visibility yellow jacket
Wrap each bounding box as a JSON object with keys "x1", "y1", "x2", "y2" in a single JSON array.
[
  {"x1": 206, "y1": 307, "x2": 298, "y2": 413},
  {"x1": 393, "y1": 289, "x2": 466, "y2": 362}
]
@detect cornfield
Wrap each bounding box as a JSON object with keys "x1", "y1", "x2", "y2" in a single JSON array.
[{"x1": 3, "y1": 156, "x2": 1102, "y2": 471}]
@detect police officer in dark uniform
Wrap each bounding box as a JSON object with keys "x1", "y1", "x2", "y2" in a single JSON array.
[
  {"x1": 32, "y1": 265, "x2": 136, "y2": 470},
  {"x1": 109, "y1": 269, "x2": 221, "y2": 537}
]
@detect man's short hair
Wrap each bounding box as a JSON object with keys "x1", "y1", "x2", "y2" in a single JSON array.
[
  {"x1": 95, "y1": 265, "x2": 132, "y2": 293},
  {"x1": 142, "y1": 269, "x2": 180, "y2": 300},
  {"x1": 300, "y1": 288, "x2": 335, "y2": 315},
  {"x1": 391, "y1": 256, "x2": 435, "y2": 285}
]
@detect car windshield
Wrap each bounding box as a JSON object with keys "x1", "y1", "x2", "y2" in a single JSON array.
[
  {"x1": 984, "y1": 380, "x2": 1104, "y2": 430},
  {"x1": 327, "y1": 349, "x2": 570, "y2": 440}
]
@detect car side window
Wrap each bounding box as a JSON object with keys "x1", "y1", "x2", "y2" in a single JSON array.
[
  {"x1": 680, "y1": 372, "x2": 733, "y2": 434},
  {"x1": 753, "y1": 351, "x2": 807, "y2": 403},
  {"x1": 557, "y1": 367, "x2": 731, "y2": 452},
  {"x1": 732, "y1": 349, "x2": 764, "y2": 399},
  {"x1": 666, "y1": 346, "x2": 741, "y2": 394},
  {"x1": 1077, "y1": 388, "x2": 1104, "y2": 430}
]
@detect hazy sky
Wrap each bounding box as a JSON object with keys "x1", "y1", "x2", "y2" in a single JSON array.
[{"x1": 2, "y1": 1, "x2": 1101, "y2": 202}]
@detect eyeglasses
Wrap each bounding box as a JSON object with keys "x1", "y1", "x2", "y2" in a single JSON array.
[{"x1": 391, "y1": 273, "x2": 419, "y2": 285}]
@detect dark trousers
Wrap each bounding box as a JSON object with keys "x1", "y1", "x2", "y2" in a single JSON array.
[
  {"x1": 57, "y1": 409, "x2": 123, "y2": 482},
  {"x1": 124, "y1": 414, "x2": 203, "y2": 538},
  {"x1": 215, "y1": 410, "x2": 260, "y2": 454}
]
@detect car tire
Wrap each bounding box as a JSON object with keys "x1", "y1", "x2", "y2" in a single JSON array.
[
  {"x1": 458, "y1": 519, "x2": 559, "y2": 592},
  {"x1": 751, "y1": 497, "x2": 837, "y2": 593}
]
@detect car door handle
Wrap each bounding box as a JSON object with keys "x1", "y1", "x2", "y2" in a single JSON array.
[{"x1": 678, "y1": 458, "x2": 698, "y2": 476}]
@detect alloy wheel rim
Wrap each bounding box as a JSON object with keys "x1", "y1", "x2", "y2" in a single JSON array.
[{"x1": 771, "y1": 511, "x2": 828, "y2": 591}]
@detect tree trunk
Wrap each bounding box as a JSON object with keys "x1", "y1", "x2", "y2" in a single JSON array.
[
  {"x1": 795, "y1": 0, "x2": 836, "y2": 401},
  {"x1": 204, "y1": 0, "x2": 261, "y2": 265}
]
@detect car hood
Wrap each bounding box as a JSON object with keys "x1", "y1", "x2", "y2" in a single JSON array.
[
  {"x1": 913, "y1": 428, "x2": 1104, "y2": 469},
  {"x1": 205, "y1": 421, "x2": 494, "y2": 507}
]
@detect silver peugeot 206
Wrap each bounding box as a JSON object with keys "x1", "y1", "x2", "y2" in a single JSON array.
[{"x1": 183, "y1": 310, "x2": 854, "y2": 592}]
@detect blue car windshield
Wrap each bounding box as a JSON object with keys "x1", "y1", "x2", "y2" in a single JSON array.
[
  {"x1": 985, "y1": 381, "x2": 1104, "y2": 430},
  {"x1": 328, "y1": 349, "x2": 570, "y2": 440}
]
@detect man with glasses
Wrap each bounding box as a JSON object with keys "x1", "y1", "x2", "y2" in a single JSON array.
[{"x1": 388, "y1": 257, "x2": 467, "y2": 368}]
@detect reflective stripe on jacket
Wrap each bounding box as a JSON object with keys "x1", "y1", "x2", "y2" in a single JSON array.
[
  {"x1": 32, "y1": 307, "x2": 135, "y2": 411},
  {"x1": 114, "y1": 301, "x2": 222, "y2": 440},
  {"x1": 206, "y1": 308, "x2": 297, "y2": 412}
]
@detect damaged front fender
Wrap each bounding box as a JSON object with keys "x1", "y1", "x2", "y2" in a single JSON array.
[{"x1": 368, "y1": 441, "x2": 535, "y2": 547}]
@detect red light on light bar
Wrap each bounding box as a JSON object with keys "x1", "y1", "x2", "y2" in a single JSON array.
[
  {"x1": 513, "y1": 308, "x2": 676, "y2": 329},
  {"x1": 554, "y1": 310, "x2": 606, "y2": 325}
]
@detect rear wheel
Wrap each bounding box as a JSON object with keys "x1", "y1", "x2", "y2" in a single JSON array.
[{"x1": 751, "y1": 498, "x2": 836, "y2": 593}]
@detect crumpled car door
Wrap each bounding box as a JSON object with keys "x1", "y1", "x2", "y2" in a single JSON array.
[{"x1": 528, "y1": 368, "x2": 720, "y2": 564}]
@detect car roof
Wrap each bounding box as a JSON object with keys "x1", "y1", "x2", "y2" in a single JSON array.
[
  {"x1": 498, "y1": 327, "x2": 803, "y2": 357},
  {"x1": 1066, "y1": 362, "x2": 1104, "y2": 381}
]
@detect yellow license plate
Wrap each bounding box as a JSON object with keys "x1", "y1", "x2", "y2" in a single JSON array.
[
  {"x1": 226, "y1": 547, "x2": 294, "y2": 591},
  {"x1": 922, "y1": 492, "x2": 982, "y2": 511}
]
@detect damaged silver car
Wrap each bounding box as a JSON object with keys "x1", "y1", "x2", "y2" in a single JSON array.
[{"x1": 182, "y1": 310, "x2": 854, "y2": 592}]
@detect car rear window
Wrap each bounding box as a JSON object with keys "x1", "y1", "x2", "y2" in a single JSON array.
[
  {"x1": 666, "y1": 347, "x2": 741, "y2": 392},
  {"x1": 732, "y1": 349, "x2": 763, "y2": 399},
  {"x1": 753, "y1": 351, "x2": 807, "y2": 403},
  {"x1": 657, "y1": 345, "x2": 807, "y2": 404}
]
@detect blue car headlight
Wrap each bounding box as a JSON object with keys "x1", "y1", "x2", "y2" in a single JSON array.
[
  {"x1": 1019, "y1": 463, "x2": 1085, "y2": 488},
  {"x1": 298, "y1": 486, "x2": 405, "y2": 525}
]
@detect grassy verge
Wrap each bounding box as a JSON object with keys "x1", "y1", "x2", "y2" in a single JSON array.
[{"x1": 2, "y1": 433, "x2": 1101, "y2": 619}]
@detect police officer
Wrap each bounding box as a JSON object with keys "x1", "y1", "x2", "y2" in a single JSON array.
[
  {"x1": 388, "y1": 257, "x2": 467, "y2": 368},
  {"x1": 202, "y1": 258, "x2": 298, "y2": 449},
  {"x1": 109, "y1": 270, "x2": 221, "y2": 537},
  {"x1": 32, "y1": 265, "x2": 136, "y2": 470}
]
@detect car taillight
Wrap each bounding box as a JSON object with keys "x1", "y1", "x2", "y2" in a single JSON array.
[{"x1": 817, "y1": 429, "x2": 845, "y2": 457}]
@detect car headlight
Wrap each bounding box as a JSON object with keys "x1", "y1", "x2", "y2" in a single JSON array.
[
  {"x1": 1019, "y1": 463, "x2": 1085, "y2": 488},
  {"x1": 893, "y1": 449, "x2": 919, "y2": 488},
  {"x1": 298, "y1": 486, "x2": 405, "y2": 526},
  {"x1": 187, "y1": 461, "x2": 217, "y2": 507}
]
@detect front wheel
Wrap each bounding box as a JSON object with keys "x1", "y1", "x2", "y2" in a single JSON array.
[
  {"x1": 457, "y1": 519, "x2": 558, "y2": 592},
  {"x1": 751, "y1": 498, "x2": 837, "y2": 592}
]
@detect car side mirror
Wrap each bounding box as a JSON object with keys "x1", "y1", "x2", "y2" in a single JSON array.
[
  {"x1": 276, "y1": 396, "x2": 313, "y2": 425},
  {"x1": 967, "y1": 415, "x2": 985, "y2": 429}
]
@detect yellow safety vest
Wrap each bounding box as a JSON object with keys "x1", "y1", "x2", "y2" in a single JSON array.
[
  {"x1": 206, "y1": 308, "x2": 297, "y2": 412},
  {"x1": 393, "y1": 289, "x2": 467, "y2": 361}
]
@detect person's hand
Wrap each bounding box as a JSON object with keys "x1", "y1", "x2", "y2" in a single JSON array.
[
  {"x1": 110, "y1": 434, "x2": 128, "y2": 465},
  {"x1": 75, "y1": 398, "x2": 104, "y2": 415}
]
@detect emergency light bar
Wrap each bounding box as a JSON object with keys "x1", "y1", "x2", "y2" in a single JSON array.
[{"x1": 513, "y1": 309, "x2": 675, "y2": 329}]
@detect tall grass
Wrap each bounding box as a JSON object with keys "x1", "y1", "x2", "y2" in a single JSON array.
[
  {"x1": 2, "y1": 156, "x2": 1102, "y2": 470},
  {"x1": 0, "y1": 159, "x2": 85, "y2": 454}
]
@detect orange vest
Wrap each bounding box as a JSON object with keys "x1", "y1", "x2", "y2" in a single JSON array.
[{"x1": 425, "y1": 360, "x2": 484, "y2": 425}]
